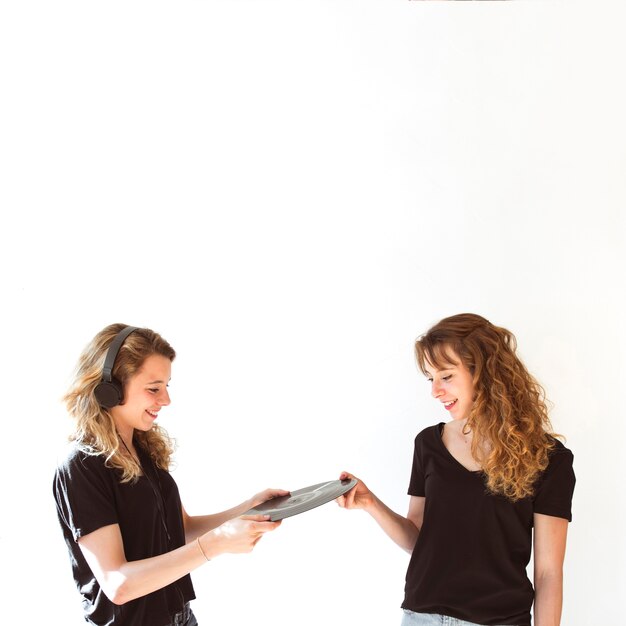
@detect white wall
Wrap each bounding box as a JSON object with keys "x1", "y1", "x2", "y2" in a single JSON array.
[{"x1": 1, "y1": 1, "x2": 624, "y2": 624}]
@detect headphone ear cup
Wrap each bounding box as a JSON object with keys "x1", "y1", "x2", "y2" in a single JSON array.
[{"x1": 94, "y1": 379, "x2": 124, "y2": 408}]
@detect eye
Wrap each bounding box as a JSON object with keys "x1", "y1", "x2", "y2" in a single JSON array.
[
  {"x1": 442, "y1": 375, "x2": 452, "y2": 381},
  {"x1": 148, "y1": 388, "x2": 159, "y2": 393}
]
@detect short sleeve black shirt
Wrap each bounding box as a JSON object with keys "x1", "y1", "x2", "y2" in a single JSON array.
[
  {"x1": 402, "y1": 423, "x2": 575, "y2": 626},
  {"x1": 53, "y1": 444, "x2": 195, "y2": 626}
]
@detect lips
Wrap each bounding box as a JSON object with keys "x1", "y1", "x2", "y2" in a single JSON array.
[
  {"x1": 443, "y1": 399, "x2": 457, "y2": 410},
  {"x1": 145, "y1": 409, "x2": 159, "y2": 419}
]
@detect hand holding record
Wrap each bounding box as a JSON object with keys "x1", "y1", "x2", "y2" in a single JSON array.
[
  {"x1": 248, "y1": 487, "x2": 291, "y2": 510},
  {"x1": 335, "y1": 471, "x2": 375, "y2": 512},
  {"x1": 212, "y1": 515, "x2": 282, "y2": 554}
]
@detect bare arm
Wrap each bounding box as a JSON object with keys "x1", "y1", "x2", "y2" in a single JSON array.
[
  {"x1": 181, "y1": 488, "x2": 289, "y2": 541},
  {"x1": 336, "y1": 472, "x2": 423, "y2": 553},
  {"x1": 533, "y1": 513, "x2": 569, "y2": 626},
  {"x1": 79, "y1": 511, "x2": 281, "y2": 605}
]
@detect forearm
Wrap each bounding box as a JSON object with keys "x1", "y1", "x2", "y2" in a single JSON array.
[
  {"x1": 366, "y1": 495, "x2": 419, "y2": 553},
  {"x1": 183, "y1": 500, "x2": 253, "y2": 541},
  {"x1": 533, "y1": 571, "x2": 563, "y2": 626},
  {"x1": 109, "y1": 538, "x2": 209, "y2": 604},
  {"x1": 110, "y1": 524, "x2": 244, "y2": 604}
]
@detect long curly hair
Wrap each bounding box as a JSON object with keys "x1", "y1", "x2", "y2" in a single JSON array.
[
  {"x1": 64, "y1": 323, "x2": 176, "y2": 482},
  {"x1": 415, "y1": 313, "x2": 561, "y2": 501}
]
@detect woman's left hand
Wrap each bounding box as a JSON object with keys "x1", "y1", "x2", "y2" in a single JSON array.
[{"x1": 249, "y1": 488, "x2": 290, "y2": 509}]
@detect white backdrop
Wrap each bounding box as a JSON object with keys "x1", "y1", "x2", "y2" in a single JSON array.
[{"x1": 1, "y1": 1, "x2": 624, "y2": 624}]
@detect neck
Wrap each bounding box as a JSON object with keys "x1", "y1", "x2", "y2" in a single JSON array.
[
  {"x1": 117, "y1": 429, "x2": 136, "y2": 453},
  {"x1": 450, "y1": 418, "x2": 472, "y2": 438}
]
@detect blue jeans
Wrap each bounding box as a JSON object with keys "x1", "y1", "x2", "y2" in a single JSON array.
[{"x1": 401, "y1": 609, "x2": 519, "y2": 626}]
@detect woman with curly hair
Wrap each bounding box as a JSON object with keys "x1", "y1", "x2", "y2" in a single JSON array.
[
  {"x1": 53, "y1": 324, "x2": 287, "y2": 626},
  {"x1": 337, "y1": 313, "x2": 575, "y2": 626}
]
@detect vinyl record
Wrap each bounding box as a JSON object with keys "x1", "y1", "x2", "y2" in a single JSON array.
[{"x1": 244, "y1": 478, "x2": 357, "y2": 521}]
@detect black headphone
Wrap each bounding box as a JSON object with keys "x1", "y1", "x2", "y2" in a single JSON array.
[{"x1": 94, "y1": 326, "x2": 139, "y2": 408}]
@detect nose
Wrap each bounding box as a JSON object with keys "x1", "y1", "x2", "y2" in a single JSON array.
[
  {"x1": 158, "y1": 388, "x2": 171, "y2": 406},
  {"x1": 431, "y1": 380, "x2": 444, "y2": 399}
]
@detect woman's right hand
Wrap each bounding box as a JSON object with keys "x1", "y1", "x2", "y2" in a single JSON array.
[
  {"x1": 336, "y1": 472, "x2": 421, "y2": 553},
  {"x1": 335, "y1": 471, "x2": 375, "y2": 511},
  {"x1": 209, "y1": 515, "x2": 281, "y2": 555}
]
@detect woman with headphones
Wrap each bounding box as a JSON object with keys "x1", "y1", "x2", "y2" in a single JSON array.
[
  {"x1": 337, "y1": 313, "x2": 575, "y2": 626},
  {"x1": 53, "y1": 324, "x2": 286, "y2": 626}
]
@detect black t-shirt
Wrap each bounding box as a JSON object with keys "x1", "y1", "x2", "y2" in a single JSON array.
[
  {"x1": 402, "y1": 423, "x2": 575, "y2": 626},
  {"x1": 53, "y1": 443, "x2": 195, "y2": 626}
]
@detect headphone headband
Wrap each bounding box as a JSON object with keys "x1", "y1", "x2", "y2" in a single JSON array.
[
  {"x1": 101, "y1": 326, "x2": 139, "y2": 382},
  {"x1": 94, "y1": 325, "x2": 139, "y2": 408}
]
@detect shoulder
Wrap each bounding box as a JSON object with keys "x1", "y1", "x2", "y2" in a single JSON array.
[
  {"x1": 414, "y1": 423, "x2": 442, "y2": 444},
  {"x1": 412, "y1": 423, "x2": 443, "y2": 458},
  {"x1": 548, "y1": 437, "x2": 572, "y2": 454},
  {"x1": 54, "y1": 443, "x2": 110, "y2": 483},
  {"x1": 53, "y1": 443, "x2": 121, "y2": 509},
  {"x1": 532, "y1": 437, "x2": 576, "y2": 519},
  {"x1": 57, "y1": 442, "x2": 102, "y2": 467},
  {"x1": 545, "y1": 437, "x2": 574, "y2": 469},
  {"x1": 535, "y1": 437, "x2": 575, "y2": 490}
]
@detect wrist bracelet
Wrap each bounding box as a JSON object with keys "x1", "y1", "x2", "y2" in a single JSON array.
[{"x1": 196, "y1": 536, "x2": 210, "y2": 562}]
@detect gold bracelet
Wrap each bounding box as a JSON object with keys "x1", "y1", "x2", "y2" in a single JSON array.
[{"x1": 196, "y1": 536, "x2": 210, "y2": 562}]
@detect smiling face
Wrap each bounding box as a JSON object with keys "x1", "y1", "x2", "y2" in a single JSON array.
[
  {"x1": 110, "y1": 353, "x2": 172, "y2": 441},
  {"x1": 423, "y1": 348, "x2": 475, "y2": 422}
]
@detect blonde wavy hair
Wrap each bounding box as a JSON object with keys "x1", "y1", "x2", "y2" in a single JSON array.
[
  {"x1": 64, "y1": 323, "x2": 176, "y2": 482},
  {"x1": 415, "y1": 313, "x2": 562, "y2": 501}
]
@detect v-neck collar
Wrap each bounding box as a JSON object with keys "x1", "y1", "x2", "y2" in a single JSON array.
[{"x1": 437, "y1": 422, "x2": 483, "y2": 474}]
